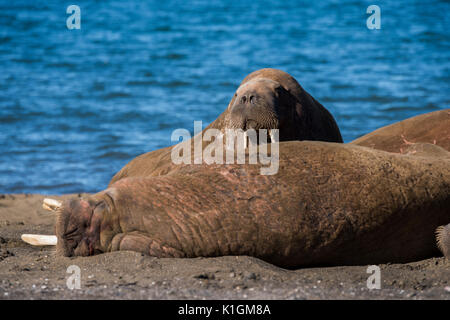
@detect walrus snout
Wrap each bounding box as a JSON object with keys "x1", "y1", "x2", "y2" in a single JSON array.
[
  {"x1": 228, "y1": 80, "x2": 280, "y2": 135},
  {"x1": 56, "y1": 198, "x2": 105, "y2": 257}
]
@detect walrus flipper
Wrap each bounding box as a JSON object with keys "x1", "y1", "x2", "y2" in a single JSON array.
[{"x1": 110, "y1": 231, "x2": 186, "y2": 258}]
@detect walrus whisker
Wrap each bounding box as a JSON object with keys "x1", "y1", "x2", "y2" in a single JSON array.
[
  {"x1": 436, "y1": 226, "x2": 444, "y2": 251},
  {"x1": 21, "y1": 234, "x2": 57, "y2": 246},
  {"x1": 42, "y1": 198, "x2": 62, "y2": 212},
  {"x1": 435, "y1": 225, "x2": 450, "y2": 258}
]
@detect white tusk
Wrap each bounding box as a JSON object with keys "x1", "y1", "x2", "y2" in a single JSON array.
[
  {"x1": 21, "y1": 234, "x2": 57, "y2": 246},
  {"x1": 269, "y1": 130, "x2": 278, "y2": 144},
  {"x1": 42, "y1": 198, "x2": 62, "y2": 212},
  {"x1": 244, "y1": 131, "x2": 248, "y2": 149}
]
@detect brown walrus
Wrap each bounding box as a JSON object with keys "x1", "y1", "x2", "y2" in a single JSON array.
[
  {"x1": 109, "y1": 109, "x2": 449, "y2": 185},
  {"x1": 208, "y1": 68, "x2": 343, "y2": 143},
  {"x1": 47, "y1": 141, "x2": 449, "y2": 268},
  {"x1": 351, "y1": 109, "x2": 450, "y2": 153},
  {"x1": 109, "y1": 68, "x2": 342, "y2": 185}
]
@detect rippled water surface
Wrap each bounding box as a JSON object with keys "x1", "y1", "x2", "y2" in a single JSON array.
[{"x1": 1, "y1": 1, "x2": 449, "y2": 194}]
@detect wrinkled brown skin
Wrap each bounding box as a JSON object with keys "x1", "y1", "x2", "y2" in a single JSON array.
[
  {"x1": 350, "y1": 109, "x2": 450, "y2": 260},
  {"x1": 351, "y1": 109, "x2": 450, "y2": 153},
  {"x1": 56, "y1": 141, "x2": 450, "y2": 268},
  {"x1": 109, "y1": 68, "x2": 342, "y2": 185}
]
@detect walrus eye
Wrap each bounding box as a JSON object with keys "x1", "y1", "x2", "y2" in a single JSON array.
[{"x1": 94, "y1": 201, "x2": 107, "y2": 215}]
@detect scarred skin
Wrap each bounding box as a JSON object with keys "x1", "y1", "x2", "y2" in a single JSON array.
[
  {"x1": 351, "y1": 109, "x2": 450, "y2": 153},
  {"x1": 56, "y1": 141, "x2": 450, "y2": 268},
  {"x1": 109, "y1": 68, "x2": 342, "y2": 185}
]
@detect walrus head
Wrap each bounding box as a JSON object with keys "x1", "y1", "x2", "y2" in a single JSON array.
[
  {"x1": 225, "y1": 78, "x2": 304, "y2": 142},
  {"x1": 218, "y1": 68, "x2": 343, "y2": 144},
  {"x1": 55, "y1": 194, "x2": 113, "y2": 256}
]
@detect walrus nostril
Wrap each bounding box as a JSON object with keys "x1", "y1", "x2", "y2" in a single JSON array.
[
  {"x1": 241, "y1": 96, "x2": 247, "y2": 104},
  {"x1": 250, "y1": 95, "x2": 256, "y2": 104}
]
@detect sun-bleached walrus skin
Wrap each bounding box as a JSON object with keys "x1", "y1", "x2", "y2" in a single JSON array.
[
  {"x1": 351, "y1": 109, "x2": 450, "y2": 153},
  {"x1": 109, "y1": 68, "x2": 342, "y2": 185},
  {"x1": 52, "y1": 141, "x2": 449, "y2": 268}
]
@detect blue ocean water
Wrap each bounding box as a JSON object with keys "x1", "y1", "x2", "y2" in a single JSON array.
[{"x1": 0, "y1": 1, "x2": 449, "y2": 194}]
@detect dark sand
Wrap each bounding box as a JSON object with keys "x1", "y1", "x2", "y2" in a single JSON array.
[{"x1": 0, "y1": 194, "x2": 449, "y2": 300}]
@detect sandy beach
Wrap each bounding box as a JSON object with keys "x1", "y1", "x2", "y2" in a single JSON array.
[{"x1": 0, "y1": 193, "x2": 448, "y2": 300}]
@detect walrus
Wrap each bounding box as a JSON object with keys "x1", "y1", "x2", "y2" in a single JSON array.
[
  {"x1": 208, "y1": 68, "x2": 343, "y2": 143},
  {"x1": 109, "y1": 109, "x2": 448, "y2": 185},
  {"x1": 109, "y1": 68, "x2": 342, "y2": 184},
  {"x1": 32, "y1": 142, "x2": 449, "y2": 268},
  {"x1": 351, "y1": 109, "x2": 450, "y2": 153}
]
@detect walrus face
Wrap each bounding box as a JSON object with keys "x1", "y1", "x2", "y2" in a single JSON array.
[
  {"x1": 55, "y1": 195, "x2": 111, "y2": 256},
  {"x1": 226, "y1": 79, "x2": 298, "y2": 142}
]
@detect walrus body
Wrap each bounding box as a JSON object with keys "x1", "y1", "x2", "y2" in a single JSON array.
[
  {"x1": 56, "y1": 142, "x2": 450, "y2": 268},
  {"x1": 351, "y1": 109, "x2": 450, "y2": 153},
  {"x1": 109, "y1": 68, "x2": 342, "y2": 185},
  {"x1": 110, "y1": 109, "x2": 448, "y2": 185},
  {"x1": 402, "y1": 143, "x2": 450, "y2": 158}
]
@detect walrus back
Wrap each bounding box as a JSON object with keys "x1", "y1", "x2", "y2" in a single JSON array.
[{"x1": 351, "y1": 109, "x2": 450, "y2": 153}]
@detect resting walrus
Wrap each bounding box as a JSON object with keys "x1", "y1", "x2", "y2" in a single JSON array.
[
  {"x1": 109, "y1": 109, "x2": 448, "y2": 187},
  {"x1": 39, "y1": 142, "x2": 449, "y2": 268},
  {"x1": 351, "y1": 109, "x2": 450, "y2": 153},
  {"x1": 109, "y1": 68, "x2": 342, "y2": 184},
  {"x1": 209, "y1": 68, "x2": 343, "y2": 143}
]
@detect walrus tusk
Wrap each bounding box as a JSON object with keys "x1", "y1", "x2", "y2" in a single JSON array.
[
  {"x1": 244, "y1": 131, "x2": 248, "y2": 149},
  {"x1": 42, "y1": 198, "x2": 62, "y2": 212},
  {"x1": 21, "y1": 234, "x2": 57, "y2": 246},
  {"x1": 269, "y1": 129, "x2": 277, "y2": 144}
]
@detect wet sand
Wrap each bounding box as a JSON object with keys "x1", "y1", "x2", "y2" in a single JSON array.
[{"x1": 0, "y1": 194, "x2": 449, "y2": 300}]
